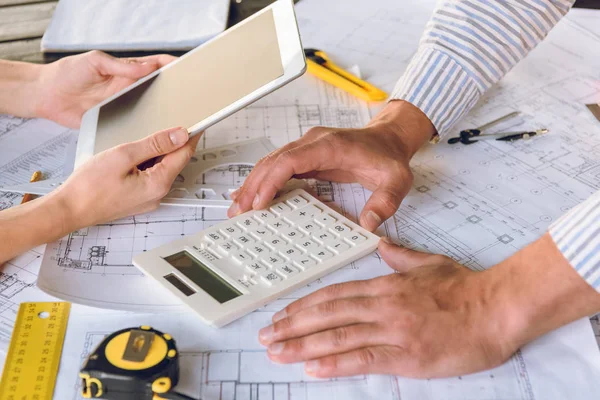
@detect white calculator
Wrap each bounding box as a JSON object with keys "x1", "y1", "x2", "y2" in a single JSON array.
[{"x1": 133, "y1": 189, "x2": 379, "y2": 327}]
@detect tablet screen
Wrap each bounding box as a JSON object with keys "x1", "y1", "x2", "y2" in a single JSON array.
[{"x1": 94, "y1": 8, "x2": 284, "y2": 154}]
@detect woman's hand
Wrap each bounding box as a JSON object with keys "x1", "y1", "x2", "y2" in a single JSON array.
[
  {"x1": 55, "y1": 127, "x2": 200, "y2": 229},
  {"x1": 36, "y1": 51, "x2": 176, "y2": 128},
  {"x1": 0, "y1": 127, "x2": 200, "y2": 264},
  {"x1": 228, "y1": 100, "x2": 435, "y2": 232}
]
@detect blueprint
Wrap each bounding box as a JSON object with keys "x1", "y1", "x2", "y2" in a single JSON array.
[
  {"x1": 50, "y1": 308, "x2": 600, "y2": 400},
  {"x1": 1, "y1": 1, "x2": 600, "y2": 398},
  {"x1": 295, "y1": 0, "x2": 436, "y2": 94},
  {"x1": 0, "y1": 117, "x2": 76, "y2": 347}
]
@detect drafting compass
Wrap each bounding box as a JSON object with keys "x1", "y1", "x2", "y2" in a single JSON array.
[{"x1": 448, "y1": 112, "x2": 549, "y2": 145}]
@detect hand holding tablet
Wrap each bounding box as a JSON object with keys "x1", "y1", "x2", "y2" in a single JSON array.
[{"x1": 76, "y1": 0, "x2": 306, "y2": 169}]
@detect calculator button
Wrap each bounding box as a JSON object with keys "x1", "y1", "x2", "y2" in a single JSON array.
[
  {"x1": 270, "y1": 202, "x2": 293, "y2": 215},
  {"x1": 220, "y1": 224, "x2": 242, "y2": 237},
  {"x1": 312, "y1": 249, "x2": 334, "y2": 262},
  {"x1": 284, "y1": 209, "x2": 311, "y2": 223},
  {"x1": 277, "y1": 264, "x2": 299, "y2": 278},
  {"x1": 263, "y1": 236, "x2": 289, "y2": 252},
  {"x1": 342, "y1": 232, "x2": 367, "y2": 245},
  {"x1": 205, "y1": 231, "x2": 226, "y2": 245},
  {"x1": 293, "y1": 256, "x2": 317, "y2": 270},
  {"x1": 236, "y1": 217, "x2": 258, "y2": 231},
  {"x1": 286, "y1": 194, "x2": 309, "y2": 209},
  {"x1": 261, "y1": 254, "x2": 285, "y2": 268},
  {"x1": 312, "y1": 231, "x2": 337, "y2": 245},
  {"x1": 279, "y1": 246, "x2": 303, "y2": 260},
  {"x1": 269, "y1": 219, "x2": 290, "y2": 231},
  {"x1": 246, "y1": 261, "x2": 268, "y2": 274},
  {"x1": 247, "y1": 243, "x2": 269, "y2": 257},
  {"x1": 217, "y1": 241, "x2": 239, "y2": 255},
  {"x1": 248, "y1": 226, "x2": 273, "y2": 239},
  {"x1": 254, "y1": 210, "x2": 277, "y2": 224},
  {"x1": 298, "y1": 239, "x2": 320, "y2": 252},
  {"x1": 231, "y1": 251, "x2": 253, "y2": 264},
  {"x1": 279, "y1": 227, "x2": 304, "y2": 241},
  {"x1": 315, "y1": 213, "x2": 337, "y2": 227},
  {"x1": 259, "y1": 271, "x2": 283, "y2": 286},
  {"x1": 329, "y1": 223, "x2": 352, "y2": 236},
  {"x1": 285, "y1": 205, "x2": 322, "y2": 224},
  {"x1": 232, "y1": 234, "x2": 255, "y2": 247},
  {"x1": 327, "y1": 240, "x2": 351, "y2": 254},
  {"x1": 298, "y1": 221, "x2": 320, "y2": 234}
]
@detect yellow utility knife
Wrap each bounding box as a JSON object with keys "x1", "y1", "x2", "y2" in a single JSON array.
[{"x1": 304, "y1": 48, "x2": 388, "y2": 102}]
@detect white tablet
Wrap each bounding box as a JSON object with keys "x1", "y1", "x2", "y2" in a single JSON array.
[{"x1": 75, "y1": 0, "x2": 305, "y2": 169}]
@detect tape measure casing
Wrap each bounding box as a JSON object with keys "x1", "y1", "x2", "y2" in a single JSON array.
[{"x1": 80, "y1": 326, "x2": 180, "y2": 399}]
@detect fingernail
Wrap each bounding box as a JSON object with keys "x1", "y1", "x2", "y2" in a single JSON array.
[
  {"x1": 305, "y1": 360, "x2": 320, "y2": 373},
  {"x1": 228, "y1": 201, "x2": 241, "y2": 216},
  {"x1": 230, "y1": 188, "x2": 241, "y2": 201},
  {"x1": 252, "y1": 194, "x2": 261, "y2": 209},
  {"x1": 363, "y1": 211, "x2": 382, "y2": 229},
  {"x1": 268, "y1": 342, "x2": 285, "y2": 355},
  {"x1": 169, "y1": 128, "x2": 188, "y2": 145},
  {"x1": 259, "y1": 325, "x2": 274, "y2": 343},
  {"x1": 272, "y1": 309, "x2": 286, "y2": 322}
]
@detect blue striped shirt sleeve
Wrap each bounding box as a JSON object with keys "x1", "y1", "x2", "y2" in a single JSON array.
[
  {"x1": 550, "y1": 193, "x2": 600, "y2": 292},
  {"x1": 390, "y1": 0, "x2": 600, "y2": 293},
  {"x1": 390, "y1": 0, "x2": 575, "y2": 138}
]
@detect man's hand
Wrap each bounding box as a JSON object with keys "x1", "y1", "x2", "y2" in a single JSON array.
[
  {"x1": 258, "y1": 238, "x2": 511, "y2": 378},
  {"x1": 55, "y1": 126, "x2": 200, "y2": 228},
  {"x1": 36, "y1": 51, "x2": 176, "y2": 128},
  {"x1": 228, "y1": 100, "x2": 436, "y2": 232},
  {"x1": 257, "y1": 235, "x2": 600, "y2": 379}
]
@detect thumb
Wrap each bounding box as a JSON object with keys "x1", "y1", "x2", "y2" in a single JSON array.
[
  {"x1": 88, "y1": 51, "x2": 159, "y2": 80},
  {"x1": 359, "y1": 181, "x2": 407, "y2": 232},
  {"x1": 153, "y1": 133, "x2": 202, "y2": 183},
  {"x1": 378, "y1": 237, "x2": 435, "y2": 272},
  {"x1": 121, "y1": 127, "x2": 189, "y2": 167}
]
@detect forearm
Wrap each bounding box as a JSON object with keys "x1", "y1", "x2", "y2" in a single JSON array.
[
  {"x1": 392, "y1": 0, "x2": 575, "y2": 137},
  {"x1": 0, "y1": 193, "x2": 74, "y2": 265},
  {"x1": 486, "y1": 233, "x2": 600, "y2": 353},
  {"x1": 0, "y1": 60, "x2": 43, "y2": 118}
]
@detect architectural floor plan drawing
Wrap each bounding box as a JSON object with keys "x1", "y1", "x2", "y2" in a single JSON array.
[
  {"x1": 295, "y1": 0, "x2": 437, "y2": 93},
  {"x1": 0, "y1": 117, "x2": 75, "y2": 188},
  {"x1": 2, "y1": 2, "x2": 600, "y2": 399},
  {"x1": 50, "y1": 308, "x2": 600, "y2": 400},
  {"x1": 0, "y1": 116, "x2": 75, "y2": 355}
]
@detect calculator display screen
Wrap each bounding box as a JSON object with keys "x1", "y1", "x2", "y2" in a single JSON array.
[{"x1": 164, "y1": 251, "x2": 242, "y2": 303}]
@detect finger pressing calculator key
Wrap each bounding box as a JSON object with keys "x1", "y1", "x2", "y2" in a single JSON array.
[{"x1": 133, "y1": 189, "x2": 380, "y2": 328}]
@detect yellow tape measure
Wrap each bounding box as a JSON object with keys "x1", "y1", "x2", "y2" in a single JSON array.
[{"x1": 0, "y1": 302, "x2": 70, "y2": 400}]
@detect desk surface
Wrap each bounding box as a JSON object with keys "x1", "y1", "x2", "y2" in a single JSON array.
[{"x1": 1, "y1": 0, "x2": 595, "y2": 64}]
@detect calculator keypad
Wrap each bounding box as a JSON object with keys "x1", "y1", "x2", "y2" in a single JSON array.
[{"x1": 200, "y1": 192, "x2": 373, "y2": 288}]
